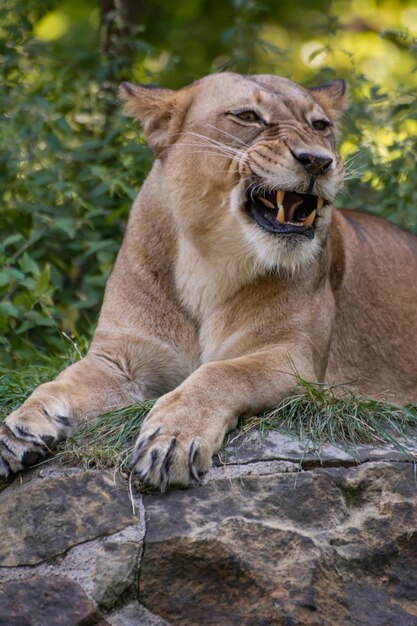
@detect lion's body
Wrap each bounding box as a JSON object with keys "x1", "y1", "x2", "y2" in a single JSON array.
[
  {"x1": 325, "y1": 210, "x2": 417, "y2": 403},
  {"x1": 2, "y1": 72, "x2": 416, "y2": 489},
  {"x1": 96, "y1": 190, "x2": 417, "y2": 405}
]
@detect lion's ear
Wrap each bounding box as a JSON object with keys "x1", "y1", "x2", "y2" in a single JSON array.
[
  {"x1": 119, "y1": 82, "x2": 180, "y2": 156},
  {"x1": 310, "y1": 79, "x2": 350, "y2": 121}
]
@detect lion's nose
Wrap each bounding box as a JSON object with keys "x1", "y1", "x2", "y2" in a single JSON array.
[{"x1": 293, "y1": 152, "x2": 333, "y2": 177}]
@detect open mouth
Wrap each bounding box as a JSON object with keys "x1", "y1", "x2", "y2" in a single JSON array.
[{"x1": 246, "y1": 187, "x2": 326, "y2": 237}]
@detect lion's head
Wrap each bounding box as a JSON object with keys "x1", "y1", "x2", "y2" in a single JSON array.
[{"x1": 120, "y1": 72, "x2": 348, "y2": 273}]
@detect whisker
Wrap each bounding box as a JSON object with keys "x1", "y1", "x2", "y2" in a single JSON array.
[
  {"x1": 206, "y1": 124, "x2": 250, "y2": 147},
  {"x1": 179, "y1": 131, "x2": 245, "y2": 157},
  {"x1": 343, "y1": 167, "x2": 366, "y2": 181},
  {"x1": 170, "y1": 145, "x2": 244, "y2": 164}
]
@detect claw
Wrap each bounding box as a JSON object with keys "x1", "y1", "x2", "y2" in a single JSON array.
[
  {"x1": 13, "y1": 425, "x2": 40, "y2": 443},
  {"x1": 0, "y1": 454, "x2": 11, "y2": 478},
  {"x1": 189, "y1": 440, "x2": 201, "y2": 484},
  {"x1": 149, "y1": 448, "x2": 159, "y2": 471},
  {"x1": 160, "y1": 437, "x2": 177, "y2": 492},
  {"x1": 21, "y1": 450, "x2": 42, "y2": 467},
  {"x1": 129, "y1": 426, "x2": 161, "y2": 468},
  {"x1": 0, "y1": 437, "x2": 17, "y2": 457}
]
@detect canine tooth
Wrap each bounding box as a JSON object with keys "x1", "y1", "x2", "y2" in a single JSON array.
[
  {"x1": 277, "y1": 190, "x2": 285, "y2": 206},
  {"x1": 317, "y1": 197, "x2": 324, "y2": 212},
  {"x1": 277, "y1": 204, "x2": 286, "y2": 223},
  {"x1": 303, "y1": 209, "x2": 316, "y2": 227}
]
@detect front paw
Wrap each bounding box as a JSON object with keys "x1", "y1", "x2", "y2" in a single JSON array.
[
  {"x1": 0, "y1": 423, "x2": 47, "y2": 478},
  {"x1": 130, "y1": 426, "x2": 212, "y2": 492},
  {"x1": 0, "y1": 406, "x2": 73, "y2": 478}
]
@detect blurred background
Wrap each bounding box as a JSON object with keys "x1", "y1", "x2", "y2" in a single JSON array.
[{"x1": 1, "y1": 0, "x2": 417, "y2": 367}]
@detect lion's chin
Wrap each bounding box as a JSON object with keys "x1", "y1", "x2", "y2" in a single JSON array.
[
  {"x1": 245, "y1": 187, "x2": 327, "y2": 239},
  {"x1": 243, "y1": 222, "x2": 323, "y2": 274}
]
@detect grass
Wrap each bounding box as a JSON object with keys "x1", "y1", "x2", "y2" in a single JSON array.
[
  {"x1": 1, "y1": 360, "x2": 416, "y2": 474},
  {"x1": 231, "y1": 376, "x2": 417, "y2": 456}
]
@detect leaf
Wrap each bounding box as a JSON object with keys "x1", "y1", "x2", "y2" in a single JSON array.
[
  {"x1": 0, "y1": 268, "x2": 25, "y2": 288},
  {"x1": 16, "y1": 310, "x2": 56, "y2": 334},
  {"x1": 0, "y1": 302, "x2": 19, "y2": 318},
  {"x1": 2, "y1": 234, "x2": 24, "y2": 248},
  {"x1": 55, "y1": 217, "x2": 77, "y2": 237},
  {"x1": 18, "y1": 253, "x2": 40, "y2": 277},
  {"x1": 35, "y1": 264, "x2": 51, "y2": 295}
]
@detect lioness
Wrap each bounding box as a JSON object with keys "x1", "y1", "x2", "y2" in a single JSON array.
[{"x1": 2, "y1": 72, "x2": 417, "y2": 490}]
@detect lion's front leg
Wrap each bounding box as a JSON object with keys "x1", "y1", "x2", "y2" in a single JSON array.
[
  {"x1": 0, "y1": 336, "x2": 189, "y2": 479},
  {"x1": 130, "y1": 348, "x2": 318, "y2": 491},
  {"x1": 0, "y1": 355, "x2": 135, "y2": 478}
]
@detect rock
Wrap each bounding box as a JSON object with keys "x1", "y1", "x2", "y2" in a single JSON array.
[
  {"x1": 1, "y1": 433, "x2": 416, "y2": 625},
  {"x1": 221, "y1": 428, "x2": 417, "y2": 466},
  {"x1": 0, "y1": 574, "x2": 107, "y2": 626},
  {"x1": 139, "y1": 462, "x2": 417, "y2": 626},
  {"x1": 93, "y1": 541, "x2": 140, "y2": 611},
  {"x1": 0, "y1": 470, "x2": 137, "y2": 566},
  {"x1": 106, "y1": 601, "x2": 171, "y2": 626}
]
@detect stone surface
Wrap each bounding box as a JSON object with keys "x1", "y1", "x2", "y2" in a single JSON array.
[
  {"x1": 221, "y1": 428, "x2": 417, "y2": 466},
  {"x1": 0, "y1": 470, "x2": 138, "y2": 566},
  {"x1": 93, "y1": 541, "x2": 140, "y2": 610},
  {"x1": 107, "y1": 601, "x2": 170, "y2": 626},
  {"x1": 0, "y1": 432, "x2": 416, "y2": 626},
  {"x1": 140, "y1": 462, "x2": 417, "y2": 626},
  {"x1": 0, "y1": 574, "x2": 107, "y2": 626}
]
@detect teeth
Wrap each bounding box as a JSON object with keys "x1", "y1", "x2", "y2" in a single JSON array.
[
  {"x1": 277, "y1": 204, "x2": 285, "y2": 223},
  {"x1": 303, "y1": 209, "x2": 316, "y2": 227},
  {"x1": 317, "y1": 196, "x2": 324, "y2": 212},
  {"x1": 277, "y1": 190, "x2": 285, "y2": 206}
]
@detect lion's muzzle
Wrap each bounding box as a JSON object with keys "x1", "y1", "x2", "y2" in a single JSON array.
[{"x1": 246, "y1": 187, "x2": 326, "y2": 237}]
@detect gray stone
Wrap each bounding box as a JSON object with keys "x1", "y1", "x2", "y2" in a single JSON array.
[
  {"x1": 143, "y1": 467, "x2": 348, "y2": 543},
  {"x1": 0, "y1": 574, "x2": 107, "y2": 626},
  {"x1": 0, "y1": 471, "x2": 138, "y2": 566},
  {"x1": 139, "y1": 461, "x2": 417, "y2": 626},
  {"x1": 107, "y1": 601, "x2": 171, "y2": 626},
  {"x1": 221, "y1": 428, "x2": 417, "y2": 466},
  {"x1": 93, "y1": 541, "x2": 141, "y2": 611}
]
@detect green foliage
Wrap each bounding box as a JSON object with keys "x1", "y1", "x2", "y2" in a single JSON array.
[
  {"x1": 0, "y1": 0, "x2": 152, "y2": 365},
  {"x1": 1, "y1": 0, "x2": 417, "y2": 366}
]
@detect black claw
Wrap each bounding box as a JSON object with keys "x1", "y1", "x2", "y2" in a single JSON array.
[
  {"x1": 14, "y1": 425, "x2": 28, "y2": 438},
  {"x1": 0, "y1": 437, "x2": 19, "y2": 458},
  {"x1": 188, "y1": 440, "x2": 201, "y2": 484},
  {"x1": 129, "y1": 438, "x2": 148, "y2": 468},
  {"x1": 11, "y1": 425, "x2": 38, "y2": 444},
  {"x1": 40, "y1": 434, "x2": 55, "y2": 447},
  {"x1": 54, "y1": 415, "x2": 72, "y2": 428},
  {"x1": 129, "y1": 427, "x2": 161, "y2": 469},
  {"x1": 160, "y1": 437, "x2": 177, "y2": 490},
  {"x1": 133, "y1": 469, "x2": 146, "y2": 481},
  {"x1": 149, "y1": 448, "x2": 159, "y2": 471},
  {"x1": 21, "y1": 450, "x2": 41, "y2": 467},
  {"x1": 0, "y1": 453, "x2": 12, "y2": 478},
  {"x1": 129, "y1": 442, "x2": 144, "y2": 468}
]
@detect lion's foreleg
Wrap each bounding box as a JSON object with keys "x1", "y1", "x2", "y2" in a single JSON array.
[
  {"x1": 130, "y1": 345, "x2": 318, "y2": 491},
  {"x1": 0, "y1": 336, "x2": 189, "y2": 478}
]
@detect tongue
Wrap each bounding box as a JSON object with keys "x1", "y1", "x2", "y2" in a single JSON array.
[
  {"x1": 258, "y1": 196, "x2": 276, "y2": 210},
  {"x1": 284, "y1": 199, "x2": 304, "y2": 222}
]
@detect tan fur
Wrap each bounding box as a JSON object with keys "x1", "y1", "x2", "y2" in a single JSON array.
[{"x1": 2, "y1": 72, "x2": 417, "y2": 490}]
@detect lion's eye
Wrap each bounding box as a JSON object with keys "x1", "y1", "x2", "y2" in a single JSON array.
[
  {"x1": 231, "y1": 110, "x2": 264, "y2": 124},
  {"x1": 312, "y1": 119, "x2": 331, "y2": 131}
]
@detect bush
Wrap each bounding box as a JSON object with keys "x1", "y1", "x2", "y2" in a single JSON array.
[{"x1": 1, "y1": 0, "x2": 416, "y2": 367}]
